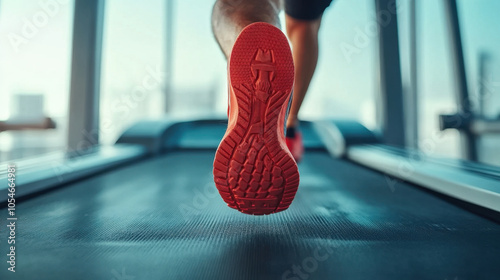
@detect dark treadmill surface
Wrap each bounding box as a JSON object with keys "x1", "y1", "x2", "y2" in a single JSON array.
[{"x1": 2, "y1": 151, "x2": 499, "y2": 280}]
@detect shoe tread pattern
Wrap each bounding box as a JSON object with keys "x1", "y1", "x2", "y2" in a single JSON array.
[{"x1": 213, "y1": 23, "x2": 299, "y2": 215}]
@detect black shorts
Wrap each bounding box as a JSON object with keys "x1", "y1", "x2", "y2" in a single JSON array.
[{"x1": 285, "y1": 0, "x2": 333, "y2": 21}]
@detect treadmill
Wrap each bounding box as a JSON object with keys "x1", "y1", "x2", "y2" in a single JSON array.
[{"x1": 1, "y1": 118, "x2": 499, "y2": 280}]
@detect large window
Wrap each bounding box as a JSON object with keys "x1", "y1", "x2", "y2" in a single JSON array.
[
  {"x1": 173, "y1": 0, "x2": 379, "y2": 127},
  {"x1": 300, "y1": 0, "x2": 378, "y2": 129},
  {"x1": 99, "y1": 0, "x2": 167, "y2": 145},
  {"x1": 458, "y1": 0, "x2": 500, "y2": 166},
  {"x1": 169, "y1": 0, "x2": 228, "y2": 116},
  {"x1": 99, "y1": 0, "x2": 379, "y2": 144},
  {"x1": 0, "y1": 0, "x2": 384, "y2": 160},
  {"x1": 0, "y1": 0, "x2": 74, "y2": 161},
  {"x1": 398, "y1": 0, "x2": 461, "y2": 159},
  {"x1": 399, "y1": 0, "x2": 500, "y2": 166}
]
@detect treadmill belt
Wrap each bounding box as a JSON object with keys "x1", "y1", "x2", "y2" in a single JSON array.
[{"x1": 2, "y1": 151, "x2": 499, "y2": 279}]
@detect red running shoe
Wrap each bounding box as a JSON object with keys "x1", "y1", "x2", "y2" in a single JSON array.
[
  {"x1": 286, "y1": 127, "x2": 304, "y2": 163},
  {"x1": 213, "y1": 22, "x2": 300, "y2": 215}
]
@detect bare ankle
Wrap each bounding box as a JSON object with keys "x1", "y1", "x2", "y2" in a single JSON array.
[{"x1": 286, "y1": 115, "x2": 299, "y2": 128}]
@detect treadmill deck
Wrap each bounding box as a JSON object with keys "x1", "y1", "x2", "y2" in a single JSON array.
[{"x1": 1, "y1": 151, "x2": 499, "y2": 279}]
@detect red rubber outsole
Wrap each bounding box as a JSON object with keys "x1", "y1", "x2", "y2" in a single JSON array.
[{"x1": 213, "y1": 23, "x2": 299, "y2": 215}]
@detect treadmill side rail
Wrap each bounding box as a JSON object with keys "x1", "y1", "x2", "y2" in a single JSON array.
[
  {"x1": 0, "y1": 145, "x2": 147, "y2": 204},
  {"x1": 315, "y1": 119, "x2": 500, "y2": 214},
  {"x1": 348, "y1": 145, "x2": 500, "y2": 213}
]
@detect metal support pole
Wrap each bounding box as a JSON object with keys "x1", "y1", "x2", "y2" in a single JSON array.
[
  {"x1": 407, "y1": 0, "x2": 419, "y2": 149},
  {"x1": 375, "y1": 0, "x2": 406, "y2": 147},
  {"x1": 67, "y1": 0, "x2": 105, "y2": 151},
  {"x1": 478, "y1": 52, "x2": 489, "y2": 118},
  {"x1": 165, "y1": 0, "x2": 174, "y2": 113},
  {"x1": 443, "y1": 0, "x2": 477, "y2": 161}
]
